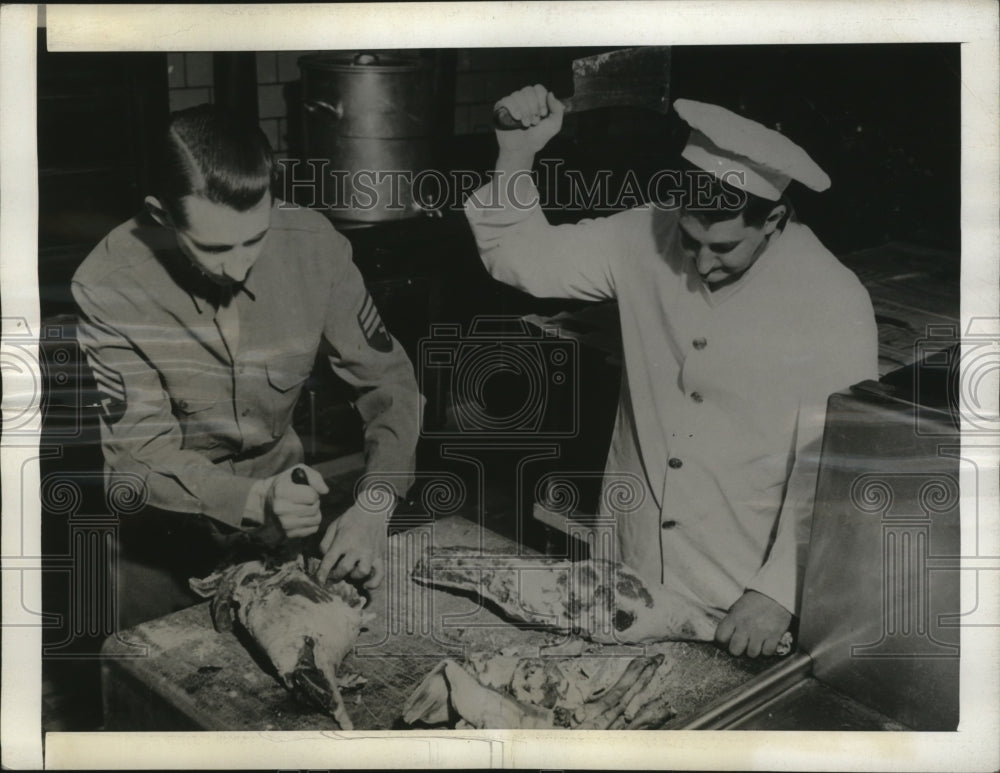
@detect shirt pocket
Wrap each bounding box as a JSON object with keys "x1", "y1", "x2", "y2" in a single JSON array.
[
  {"x1": 264, "y1": 351, "x2": 315, "y2": 438},
  {"x1": 174, "y1": 392, "x2": 224, "y2": 452}
]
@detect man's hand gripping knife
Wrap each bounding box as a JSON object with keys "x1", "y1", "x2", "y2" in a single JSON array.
[
  {"x1": 249, "y1": 466, "x2": 390, "y2": 591},
  {"x1": 247, "y1": 465, "x2": 328, "y2": 550}
]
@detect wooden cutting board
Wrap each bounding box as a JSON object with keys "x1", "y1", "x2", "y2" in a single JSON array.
[{"x1": 101, "y1": 515, "x2": 770, "y2": 730}]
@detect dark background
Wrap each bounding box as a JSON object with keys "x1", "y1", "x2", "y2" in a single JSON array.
[
  {"x1": 38, "y1": 40, "x2": 960, "y2": 317},
  {"x1": 561, "y1": 43, "x2": 961, "y2": 254}
]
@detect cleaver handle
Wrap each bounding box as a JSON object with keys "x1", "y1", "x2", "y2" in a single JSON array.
[{"x1": 493, "y1": 100, "x2": 574, "y2": 131}]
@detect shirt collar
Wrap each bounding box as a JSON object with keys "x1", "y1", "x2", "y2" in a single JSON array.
[
  {"x1": 137, "y1": 212, "x2": 263, "y2": 314},
  {"x1": 187, "y1": 279, "x2": 258, "y2": 314},
  {"x1": 162, "y1": 248, "x2": 259, "y2": 314}
]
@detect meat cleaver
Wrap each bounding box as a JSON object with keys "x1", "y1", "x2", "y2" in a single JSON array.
[{"x1": 494, "y1": 46, "x2": 671, "y2": 130}]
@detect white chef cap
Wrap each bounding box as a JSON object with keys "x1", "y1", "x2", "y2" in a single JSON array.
[{"x1": 675, "y1": 98, "x2": 831, "y2": 201}]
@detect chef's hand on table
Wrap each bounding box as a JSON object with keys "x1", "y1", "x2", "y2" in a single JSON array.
[
  {"x1": 715, "y1": 589, "x2": 792, "y2": 658},
  {"x1": 263, "y1": 465, "x2": 329, "y2": 538},
  {"x1": 316, "y1": 488, "x2": 391, "y2": 589},
  {"x1": 494, "y1": 85, "x2": 565, "y2": 159}
]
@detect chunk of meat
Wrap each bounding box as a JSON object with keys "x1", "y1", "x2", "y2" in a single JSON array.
[
  {"x1": 411, "y1": 546, "x2": 718, "y2": 643},
  {"x1": 403, "y1": 650, "x2": 678, "y2": 730},
  {"x1": 190, "y1": 556, "x2": 372, "y2": 729},
  {"x1": 403, "y1": 660, "x2": 555, "y2": 730}
]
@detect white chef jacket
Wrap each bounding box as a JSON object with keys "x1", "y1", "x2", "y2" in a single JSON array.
[{"x1": 464, "y1": 178, "x2": 878, "y2": 616}]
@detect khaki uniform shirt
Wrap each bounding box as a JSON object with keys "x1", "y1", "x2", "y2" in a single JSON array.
[
  {"x1": 72, "y1": 203, "x2": 422, "y2": 532},
  {"x1": 465, "y1": 180, "x2": 878, "y2": 615}
]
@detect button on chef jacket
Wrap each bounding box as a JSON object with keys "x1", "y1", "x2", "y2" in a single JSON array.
[
  {"x1": 465, "y1": 178, "x2": 878, "y2": 616},
  {"x1": 72, "y1": 203, "x2": 423, "y2": 532}
]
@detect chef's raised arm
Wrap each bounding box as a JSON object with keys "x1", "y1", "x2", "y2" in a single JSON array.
[{"x1": 463, "y1": 85, "x2": 621, "y2": 302}]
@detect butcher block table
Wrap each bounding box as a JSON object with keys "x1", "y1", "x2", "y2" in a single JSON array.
[{"x1": 101, "y1": 515, "x2": 771, "y2": 731}]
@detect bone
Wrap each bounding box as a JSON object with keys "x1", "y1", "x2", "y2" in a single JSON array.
[
  {"x1": 591, "y1": 655, "x2": 664, "y2": 728},
  {"x1": 628, "y1": 694, "x2": 677, "y2": 729},
  {"x1": 575, "y1": 655, "x2": 660, "y2": 728},
  {"x1": 607, "y1": 712, "x2": 629, "y2": 730},
  {"x1": 623, "y1": 657, "x2": 675, "y2": 722}
]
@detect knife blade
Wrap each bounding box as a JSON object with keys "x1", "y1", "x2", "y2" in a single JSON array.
[{"x1": 494, "y1": 46, "x2": 671, "y2": 130}]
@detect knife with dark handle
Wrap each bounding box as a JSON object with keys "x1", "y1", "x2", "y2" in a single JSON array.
[
  {"x1": 255, "y1": 466, "x2": 315, "y2": 565},
  {"x1": 291, "y1": 466, "x2": 310, "y2": 487},
  {"x1": 280, "y1": 467, "x2": 315, "y2": 561}
]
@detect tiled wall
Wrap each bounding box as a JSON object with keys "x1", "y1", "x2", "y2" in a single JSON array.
[
  {"x1": 168, "y1": 51, "x2": 320, "y2": 159},
  {"x1": 254, "y1": 51, "x2": 322, "y2": 158},
  {"x1": 166, "y1": 52, "x2": 215, "y2": 112},
  {"x1": 166, "y1": 49, "x2": 580, "y2": 153}
]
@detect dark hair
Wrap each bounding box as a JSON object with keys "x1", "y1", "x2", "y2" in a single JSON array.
[
  {"x1": 679, "y1": 159, "x2": 793, "y2": 230},
  {"x1": 152, "y1": 104, "x2": 276, "y2": 227}
]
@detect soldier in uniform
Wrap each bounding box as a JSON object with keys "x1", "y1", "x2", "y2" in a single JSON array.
[
  {"x1": 72, "y1": 105, "x2": 423, "y2": 626},
  {"x1": 465, "y1": 86, "x2": 878, "y2": 657}
]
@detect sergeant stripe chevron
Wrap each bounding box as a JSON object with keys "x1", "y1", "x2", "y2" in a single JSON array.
[
  {"x1": 357, "y1": 293, "x2": 393, "y2": 352},
  {"x1": 87, "y1": 355, "x2": 126, "y2": 402}
]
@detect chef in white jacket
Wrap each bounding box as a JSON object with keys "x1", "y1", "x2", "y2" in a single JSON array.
[{"x1": 464, "y1": 86, "x2": 878, "y2": 658}]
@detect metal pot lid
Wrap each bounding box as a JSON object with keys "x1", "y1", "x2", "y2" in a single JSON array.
[{"x1": 298, "y1": 52, "x2": 429, "y2": 73}]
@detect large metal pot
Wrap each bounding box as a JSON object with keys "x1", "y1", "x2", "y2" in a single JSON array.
[{"x1": 299, "y1": 52, "x2": 435, "y2": 223}]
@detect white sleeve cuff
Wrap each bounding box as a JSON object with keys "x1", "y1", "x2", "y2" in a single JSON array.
[{"x1": 239, "y1": 477, "x2": 271, "y2": 529}]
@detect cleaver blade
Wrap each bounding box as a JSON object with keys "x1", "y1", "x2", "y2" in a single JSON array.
[{"x1": 495, "y1": 46, "x2": 671, "y2": 130}]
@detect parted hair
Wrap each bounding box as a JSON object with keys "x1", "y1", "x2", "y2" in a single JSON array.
[{"x1": 153, "y1": 104, "x2": 276, "y2": 227}]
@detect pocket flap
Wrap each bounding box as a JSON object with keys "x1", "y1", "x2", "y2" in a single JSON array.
[
  {"x1": 265, "y1": 352, "x2": 315, "y2": 392},
  {"x1": 174, "y1": 395, "x2": 217, "y2": 414}
]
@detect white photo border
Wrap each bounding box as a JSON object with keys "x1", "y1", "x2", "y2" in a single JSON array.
[{"x1": 2, "y1": 2, "x2": 998, "y2": 770}]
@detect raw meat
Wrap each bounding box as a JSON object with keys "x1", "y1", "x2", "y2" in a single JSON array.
[
  {"x1": 402, "y1": 647, "x2": 678, "y2": 730},
  {"x1": 411, "y1": 546, "x2": 719, "y2": 644},
  {"x1": 189, "y1": 556, "x2": 372, "y2": 729}
]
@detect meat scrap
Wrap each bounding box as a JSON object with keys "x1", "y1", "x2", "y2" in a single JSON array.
[
  {"x1": 402, "y1": 649, "x2": 677, "y2": 730},
  {"x1": 404, "y1": 660, "x2": 556, "y2": 730},
  {"x1": 411, "y1": 546, "x2": 719, "y2": 644},
  {"x1": 189, "y1": 556, "x2": 373, "y2": 729}
]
